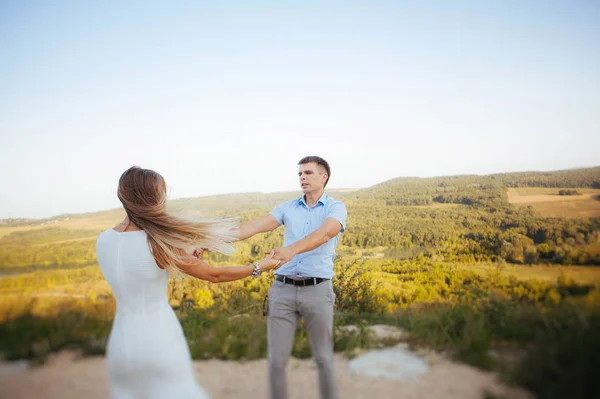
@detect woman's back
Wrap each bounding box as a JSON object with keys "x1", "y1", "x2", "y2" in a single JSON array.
[
  {"x1": 96, "y1": 228, "x2": 209, "y2": 399},
  {"x1": 96, "y1": 229, "x2": 169, "y2": 312}
]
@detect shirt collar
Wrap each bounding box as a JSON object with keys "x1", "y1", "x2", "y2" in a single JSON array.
[{"x1": 297, "y1": 193, "x2": 328, "y2": 207}]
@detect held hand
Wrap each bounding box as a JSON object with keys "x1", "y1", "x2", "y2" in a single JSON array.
[
  {"x1": 192, "y1": 248, "x2": 210, "y2": 259},
  {"x1": 267, "y1": 247, "x2": 296, "y2": 266},
  {"x1": 258, "y1": 250, "x2": 281, "y2": 272}
]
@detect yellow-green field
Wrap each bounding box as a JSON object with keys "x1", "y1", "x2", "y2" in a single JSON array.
[
  {"x1": 507, "y1": 188, "x2": 600, "y2": 218},
  {"x1": 465, "y1": 263, "x2": 600, "y2": 285},
  {"x1": 3, "y1": 260, "x2": 599, "y2": 324}
]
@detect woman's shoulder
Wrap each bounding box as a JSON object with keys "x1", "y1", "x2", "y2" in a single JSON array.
[
  {"x1": 97, "y1": 228, "x2": 145, "y2": 243},
  {"x1": 96, "y1": 228, "x2": 115, "y2": 246}
]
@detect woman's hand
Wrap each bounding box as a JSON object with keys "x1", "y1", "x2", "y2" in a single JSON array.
[
  {"x1": 257, "y1": 250, "x2": 281, "y2": 272},
  {"x1": 192, "y1": 248, "x2": 210, "y2": 259}
]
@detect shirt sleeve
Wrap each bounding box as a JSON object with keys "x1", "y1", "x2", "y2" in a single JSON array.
[
  {"x1": 327, "y1": 201, "x2": 347, "y2": 232},
  {"x1": 269, "y1": 202, "x2": 286, "y2": 225}
]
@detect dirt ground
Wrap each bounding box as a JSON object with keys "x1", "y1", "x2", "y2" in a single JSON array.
[{"x1": 0, "y1": 350, "x2": 533, "y2": 399}]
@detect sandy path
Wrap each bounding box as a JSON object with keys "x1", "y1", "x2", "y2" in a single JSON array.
[{"x1": 0, "y1": 350, "x2": 532, "y2": 399}]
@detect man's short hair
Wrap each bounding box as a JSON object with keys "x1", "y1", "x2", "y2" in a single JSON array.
[{"x1": 298, "y1": 156, "x2": 331, "y2": 187}]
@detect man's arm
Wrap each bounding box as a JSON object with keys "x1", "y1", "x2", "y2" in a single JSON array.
[
  {"x1": 232, "y1": 214, "x2": 281, "y2": 241},
  {"x1": 270, "y1": 217, "x2": 342, "y2": 263}
]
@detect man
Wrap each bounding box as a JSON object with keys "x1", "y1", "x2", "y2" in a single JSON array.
[{"x1": 234, "y1": 156, "x2": 347, "y2": 399}]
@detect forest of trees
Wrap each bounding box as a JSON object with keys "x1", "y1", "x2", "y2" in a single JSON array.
[{"x1": 1, "y1": 167, "x2": 598, "y2": 272}]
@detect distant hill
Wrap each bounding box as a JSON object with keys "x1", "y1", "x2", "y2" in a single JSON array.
[
  {"x1": 1, "y1": 166, "x2": 598, "y2": 272},
  {"x1": 2, "y1": 167, "x2": 599, "y2": 224}
]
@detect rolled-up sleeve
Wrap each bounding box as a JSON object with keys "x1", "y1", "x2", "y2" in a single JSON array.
[
  {"x1": 327, "y1": 201, "x2": 347, "y2": 232},
  {"x1": 269, "y1": 203, "x2": 286, "y2": 225}
]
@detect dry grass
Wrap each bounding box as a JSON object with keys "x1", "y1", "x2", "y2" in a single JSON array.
[
  {"x1": 507, "y1": 188, "x2": 600, "y2": 204},
  {"x1": 0, "y1": 225, "x2": 44, "y2": 239},
  {"x1": 507, "y1": 188, "x2": 600, "y2": 218},
  {"x1": 512, "y1": 188, "x2": 600, "y2": 196},
  {"x1": 529, "y1": 199, "x2": 600, "y2": 218},
  {"x1": 0, "y1": 215, "x2": 122, "y2": 239}
]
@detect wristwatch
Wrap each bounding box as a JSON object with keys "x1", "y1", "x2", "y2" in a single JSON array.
[{"x1": 251, "y1": 262, "x2": 262, "y2": 278}]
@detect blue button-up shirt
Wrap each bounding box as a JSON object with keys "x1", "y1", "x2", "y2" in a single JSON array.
[{"x1": 269, "y1": 193, "x2": 347, "y2": 279}]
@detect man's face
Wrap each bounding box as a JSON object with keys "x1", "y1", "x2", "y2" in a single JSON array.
[{"x1": 298, "y1": 162, "x2": 327, "y2": 194}]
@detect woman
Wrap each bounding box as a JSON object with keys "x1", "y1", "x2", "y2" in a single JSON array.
[{"x1": 95, "y1": 166, "x2": 280, "y2": 399}]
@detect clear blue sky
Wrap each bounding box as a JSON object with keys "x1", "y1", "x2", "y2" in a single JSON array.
[{"x1": 1, "y1": 1, "x2": 598, "y2": 218}]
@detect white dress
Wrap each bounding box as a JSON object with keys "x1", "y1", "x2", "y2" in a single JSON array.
[{"x1": 96, "y1": 229, "x2": 209, "y2": 399}]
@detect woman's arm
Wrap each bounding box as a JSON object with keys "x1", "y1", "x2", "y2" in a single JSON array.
[{"x1": 176, "y1": 251, "x2": 278, "y2": 283}]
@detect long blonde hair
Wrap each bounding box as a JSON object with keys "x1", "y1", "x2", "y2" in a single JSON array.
[{"x1": 117, "y1": 166, "x2": 236, "y2": 274}]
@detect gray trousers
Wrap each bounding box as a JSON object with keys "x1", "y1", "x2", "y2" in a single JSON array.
[{"x1": 267, "y1": 278, "x2": 337, "y2": 399}]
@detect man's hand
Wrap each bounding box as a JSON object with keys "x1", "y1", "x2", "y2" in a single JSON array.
[{"x1": 269, "y1": 247, "x2": 297, "y2": 265}]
